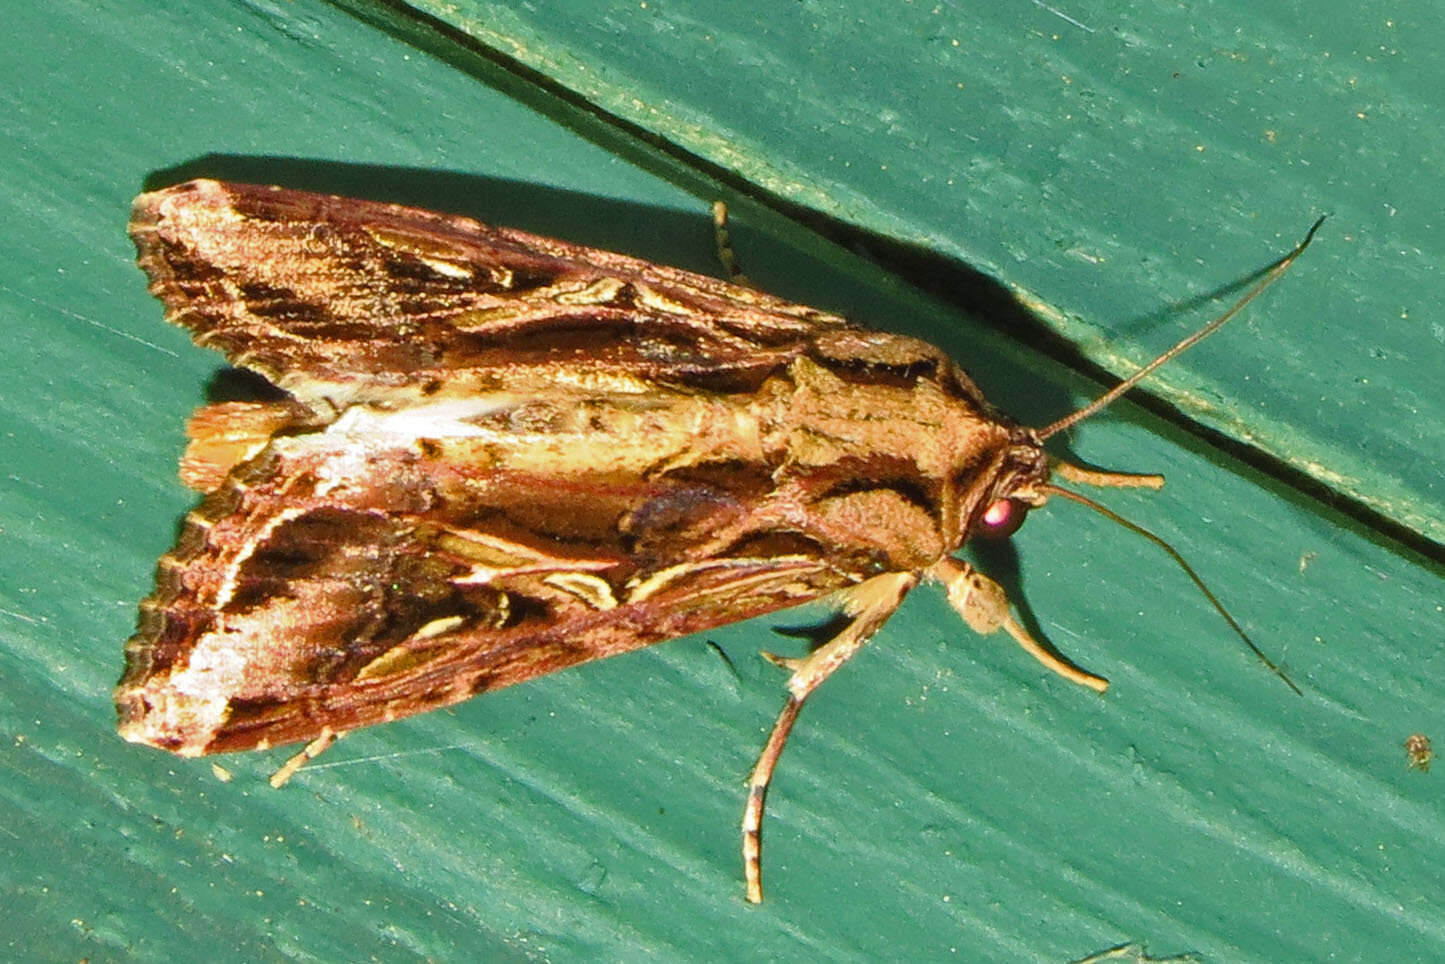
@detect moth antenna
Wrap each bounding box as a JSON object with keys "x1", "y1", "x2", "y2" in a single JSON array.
[
  {"x1": 1042, "y1": 484, "x2": 1302, "y2": 696},
  {"x1": 1038, "y1": 216, "x2": 1325, "y2": 441}
]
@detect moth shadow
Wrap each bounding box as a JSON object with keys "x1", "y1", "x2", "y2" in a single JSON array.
[
  {"x1": 143, "y1": 155, "x2": 743, "y2": 280},
  {"x1": 205, "y1": 367, "x2": 291, "y2": 404},
  {"x1": 771, "y1": 612, "x2": 856, "y2": 654},
  {"x1": 963, "y1": 537, "x2": 1067, "y2": 675}
]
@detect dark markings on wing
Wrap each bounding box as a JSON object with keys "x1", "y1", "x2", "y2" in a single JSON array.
[
  {"x1": 129, "y1": 180, "x2": 857, "y2": 405},
  {"x1": 116, "y1": 437, "x2": 871, "y2": 755},
  {"x1": 130, "y1": 180, "x2": 1001, "y2": 413}
]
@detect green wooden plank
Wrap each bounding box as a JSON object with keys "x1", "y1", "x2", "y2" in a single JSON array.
[
  {"x1": 400, "y1": 0, "x2": 1445, "y2": 545},
  {"x1": 1, "y1": 1, "x2": 1441, "y2": 962}
]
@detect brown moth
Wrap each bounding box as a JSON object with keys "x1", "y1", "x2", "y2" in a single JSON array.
[{"x1": 117, "y1": 180, "x2": 1318, "y2": 902}]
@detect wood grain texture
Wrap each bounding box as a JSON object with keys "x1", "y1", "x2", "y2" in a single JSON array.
[{"x1": 1, "y1": 0, "x2": 1440, "y2": 961}]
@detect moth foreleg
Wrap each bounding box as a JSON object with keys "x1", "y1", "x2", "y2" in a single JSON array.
[
  {"x1": 742, "y1": 570, "x2": 916, "y2": 903},
  {"x1": 930, "y1": 557, "x2": 1108, "y2": 693}
]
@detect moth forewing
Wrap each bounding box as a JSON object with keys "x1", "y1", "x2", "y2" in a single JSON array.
[{"x1": 117, "y1": 180, "x2": 1317, "y2": 902}]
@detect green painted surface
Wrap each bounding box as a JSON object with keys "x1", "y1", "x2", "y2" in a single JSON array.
[
  {"x1": 1, "y1": 1, "x2": 1440, "y2": 961},
  {"x1": 419, "y1": 0, "x2": 1445, "y2": 545}
]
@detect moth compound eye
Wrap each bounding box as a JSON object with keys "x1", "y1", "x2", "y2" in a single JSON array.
[{"x1": 975, "y1": 498, "x2": 1028, "y2": 539}]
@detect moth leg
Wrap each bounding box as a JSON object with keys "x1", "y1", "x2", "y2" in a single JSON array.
[
  {"x1": 929, "y1": 557, "x2": 1108, "y2": 693},
  {"x1": 743, "y1": 570, "x2": 916, "y2": 904},
  {"x1": 268, "y1": 727, "x2": 341, "y2": 789},
  {"x1": 711, "y1": 201, "x2": 751, "y2": 285}
]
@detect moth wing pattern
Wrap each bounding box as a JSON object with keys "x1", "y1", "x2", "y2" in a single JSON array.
[
  {"x1": 116, "y1": 426, "x2": 861, "y2": 755},
  {"x1": 129, "y1": 180, "x2": 875, "y2": 409},
  {"x1": 119, "y1": 181, "x2": 1015, "y2": 757}
]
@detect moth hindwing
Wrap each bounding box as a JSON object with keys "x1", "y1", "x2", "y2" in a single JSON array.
[{"x1": 118, "y1": 179, "x2": 1316, "y2": 902}]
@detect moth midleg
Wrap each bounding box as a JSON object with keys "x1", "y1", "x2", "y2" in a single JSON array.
[
  {"x1": 742, "y1": 570, "x2": 916, "y2": 903},
  {"x1": 930, "y1": 557, "x2": 1108, "y2": 693},
  {"x1": 710, "y1": 201, "x2": 749, "y2": 284}
]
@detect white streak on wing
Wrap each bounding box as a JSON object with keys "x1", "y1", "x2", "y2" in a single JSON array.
[
  {"x1": 213, "y1": 504, "x2": 312, "y2": 609},
  {"x1": 417, "y1": 256, "x2": 473, "y2": 279},
  {"x1": 325, "y1": 395, "x2": 524, "y2": 440},
  {"x1": 626, "y1": 555, "x2": 825, "y2": 603}
]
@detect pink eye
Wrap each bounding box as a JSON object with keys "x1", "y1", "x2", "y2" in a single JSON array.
[{"x1": 975, "y1": 498, "x2": 1028, "y2": 539}]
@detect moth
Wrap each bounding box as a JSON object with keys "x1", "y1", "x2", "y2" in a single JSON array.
[{"x1": 117, "y1": 180, "x2": 1318, "y2": 902}]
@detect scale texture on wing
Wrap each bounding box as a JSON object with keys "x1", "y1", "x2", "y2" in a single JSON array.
[
  {"x1": 129, "y1": 180, "x2": 866, "y2": 409},
  {"x1": 116, "y1": 425, "x2": 870, "y2": 755}
]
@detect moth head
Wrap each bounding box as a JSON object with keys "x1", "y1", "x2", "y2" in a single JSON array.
[{"x1": 964, "y1": 428, "x2": 1051, "y2": 542}]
